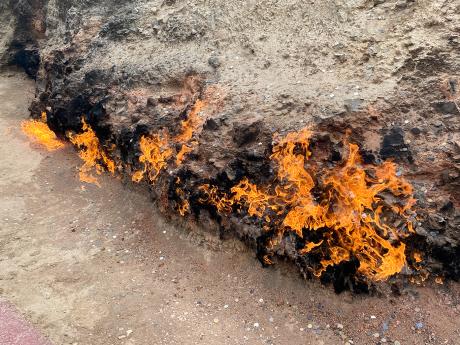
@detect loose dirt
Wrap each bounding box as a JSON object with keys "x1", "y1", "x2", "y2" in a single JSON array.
[{"x1": 0, "y1": 71, "x2": 459, "y2": 345}]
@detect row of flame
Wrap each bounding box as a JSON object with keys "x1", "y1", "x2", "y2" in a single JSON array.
[{"x1": 21, "y1": 100, "x2": 421, "y2": 282}]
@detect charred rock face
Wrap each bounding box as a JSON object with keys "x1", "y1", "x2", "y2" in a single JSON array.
[{"x1": 4, "y1": 0, "x2": 460, "y2": 292}]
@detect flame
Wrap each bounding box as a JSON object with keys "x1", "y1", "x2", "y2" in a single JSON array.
[
  {"x1": 175, "y1": 99, "x2": 206, "y2": 143},
  {"x1": 199, "y1": 127, "x2": 416, "y2": 281},
  {"x1": 132, "y1": 131, "x2": 173, "y2": 183},
  {"x1": 175, "y1": 99, "x2": 206, "y2": 165},
  {"x1": 199, "y1": 184, "x2": 234, "y2": 214},
  {"x1": 69, "y1": 118, "x2": 115, "y2": 187},
  {"x1": 176, "y1": 143, "x2": 195, "y2": 166},
  {"x1": 133, "y1": 99, "x2": 206, "y2": 182},
  {"x1": 21, "y1": 112, "x2": 65, "y2": 151}
]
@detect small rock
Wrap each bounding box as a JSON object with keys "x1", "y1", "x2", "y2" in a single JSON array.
[
  {"x1": 373, "y1": 333, "x2": 380, "y2": 338},
  {"x1": 146, "y1": 97, "x2": 157, "y2": 107},
  {"x1": 254, "y1": 322, "x2": 260, "y2": 328},
  {"x1": 395, "y1": 0, "x2": 409, "y2": 9},
  {"x1": 415, "y1": 322, "x2": 423, "y2": 330},
  {"x1": 344, "y1": 98, "x2": 364, "y2": 112},
  {"x1": 394, "y1": 341, "x2": 401, "y2": 345},
  {"x1": 382, "y1": 321, "x2": 389, "y2": 331},
  {"x1": 213, "y1": 318, "x2": 219, "y2": 323},
  {"x1": 334, "y1": 53, "x2": 347, "y2": 63},
  {"x1": 336, "y1": 323, "x2": 344, "y2": 329},
  {"x1": 208, "y1": 56, "x2": 221, "y2": 68},
  {"x1": 307, "y1": 323, "x2": 313, "y2": 329},
  {"x1": 410, "y1": 127, "x2": 421, "y2": 135}
]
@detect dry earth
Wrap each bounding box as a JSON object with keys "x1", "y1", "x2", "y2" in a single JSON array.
[{"x1": 1, "y1": 71, "x2": 460, "y2": 345}]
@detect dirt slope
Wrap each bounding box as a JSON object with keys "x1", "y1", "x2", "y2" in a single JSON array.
[{"x1": 1, "y1": 71, "x2": 460, "y2": 344}]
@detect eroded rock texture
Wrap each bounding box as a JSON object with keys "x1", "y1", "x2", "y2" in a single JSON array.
[{"x1": 2, "y1": 0, "x2": 459, "y2": 292}]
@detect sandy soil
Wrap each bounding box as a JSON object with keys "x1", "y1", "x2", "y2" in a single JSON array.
[{"x1": 0, "y1": 70, "x2": 459, "y2": 345}]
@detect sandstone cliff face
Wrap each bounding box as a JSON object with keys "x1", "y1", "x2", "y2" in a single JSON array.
[{"x1": 2, "y1": 0, "x2": 459, "y2": 291}]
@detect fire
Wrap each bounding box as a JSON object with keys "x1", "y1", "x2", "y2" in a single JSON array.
[
  {"x1": 133, "y1": 99, "x2": 206, "y2": 183},
  {"x1": 175, "y1": 99, "x2": 206, "y2": 165},
  {"x1": 68, "y1": 118, "x2": 116, "y2": 187},
  {"x1": 29, "y1": 97, "x2": 421, "y2": 283},
  {"x1": 199, "y1": 127, "x2": 416, "y2": 281},
  {"x1": 175, "y1": 99, "x2": 206, "y2": 143},
  {"x1": 21, "y1": 112, "x2": 65, "y2": 151},
  {"x1": 132, "y1": 131, "x2": 173, "y2": 183}
]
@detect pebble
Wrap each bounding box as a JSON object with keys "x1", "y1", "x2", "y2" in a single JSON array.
[
  {"x1": 307, "y1": 323, "x2": 313, "y2": 329},
  {"x1": 415, "y1": 322, "x2": 423, "y2": 330},
  {"x1": 259, "y1": 298, "x2": 264, "y2": 303},
  {"x1": 254, "y1": 322, "x2": 260, "y2": 328},
  {"x1": 394, "y1": 341, "x2": 401, "y2": 345},
  {"x1": 336, "y1": 323, "x2": 344, "y2": 329},
  {"x1": 224, "y1": 304, "x2": 229, "y2": 309},
  {"x1": 382, "y1": 322, "x2": 389, "y2": 331},
  {"x1": 373, "y1": 333, "x2": 380, "y2": 338},
  {"x1": 213, "y1": 318, "x2": 219, "y2": 323},
  {"x1": 370, "y1": 315, "x2": 376, "y2": 319}
]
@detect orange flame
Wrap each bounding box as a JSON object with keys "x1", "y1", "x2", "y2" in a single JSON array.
[
  {"x1": 175, "y1": 99, "x2": 206, "y2": 165},
  {"x1": 199, "y1": 127, "x2": 416, "y2": 281},
  {"x1": 133, "y1": 99, "x2": 206, "y2": 182},
  {"x1": 132, "y1": 131, "x2": 173, "y2": 183},
  {"x1": 69, "y1": 118, "x2": 116, "y2": 187},
  {"x1": 21, "y1": 112, "x2": 65, "y2": 151}
]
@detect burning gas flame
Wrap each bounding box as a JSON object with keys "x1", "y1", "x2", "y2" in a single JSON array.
[
  {"x1": 68, "y1": 118, "x2": 116, "y2": 187},
  {"x1": 133, "y1": 99, "x2": 206, "y2": 183},
  {"x1": 32, "y1": 96, "x2": 420, "y2": 283},
  {"x1": 21, "y1": 112, "x2": 65, "y2": 151},
  {"x1": 199, "y1": 127, "x2": 416, "y2": 281},
  {"x1": 132, "y1": 131, "x2": 173, "y2": 183}
]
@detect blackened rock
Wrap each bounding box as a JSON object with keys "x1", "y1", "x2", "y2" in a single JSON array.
[
  {"x1": 146, "y1": 97, "x2": 157, "y2": 107},
  {"x1": 100, "y1": 13, "x2": 140, "y2": 41},
  {"x1": 203, "y1": 118, "x2": 219, "y2": 131},
  {"x1": 440, "y1": 200, "x2": 454, "y2": 213},
  {"x1": 84, "y1": 69, "x2": 110, "y2": 86},
  {"x1": 410, "y1": 127, "x2": 421, "y2": 135},
  {"x1": 232, "y1": 121, "x2": 262, "y2": 147},
  {"x1": 432, "y1": 101, "x2": 460, "y2": 115},
  {"x1": 380, "y1": 127, "x2": 413, "y2": 162},
  {"x1": 9, "y1": 42, "x2": 40, "y2": 79}
]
